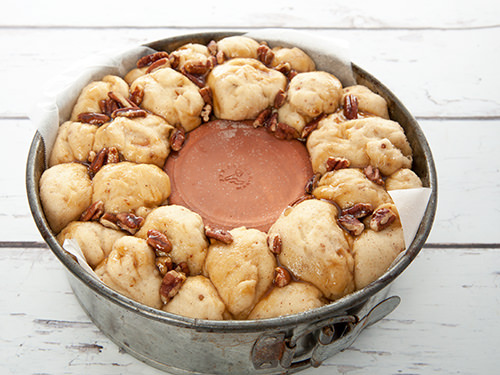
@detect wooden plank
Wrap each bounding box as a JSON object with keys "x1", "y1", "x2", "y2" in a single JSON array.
[
  {"x1": 0, "y1": 247, "x2": 498, "y2": 374},
  {"x1": 0, "y1": 27, "x2": 498, "y2": 118},
  {"x1": 1, "y1": 0, "x2": 498, "y2": 29}
]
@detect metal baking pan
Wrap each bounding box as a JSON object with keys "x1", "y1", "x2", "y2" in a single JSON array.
[{"x1": 26, "y1": 31, "x2": 437, "y2": 374}]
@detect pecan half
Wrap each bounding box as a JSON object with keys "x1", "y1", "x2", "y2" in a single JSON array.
[
  {"x1": 80, "y1": 200, "x2": 104, "y2": 221},
  {"x1": 274, "y1": 267, "x2": 292, "y2": 288},
  {"x1": 77, "y1": 112, "x2": 110, "y2": 126},
  {"x1": 169, "y1": 54, "x2": 180, "y2": 69},
  {"x1": 99, "y1": 98, "x2": 120, "y2": 117},
  {"x1": 99, "y1": 212, "x2": 119, "y2": 231},
  {"x1": 305, "y1": 173, "x2": 321, "y2": 194},
  {"x1": 287, "y1": 69, "x2": 298, "y2": 81},
  {"x1": 115, "y1": 212, "x2": 144, "y2": 234},
  {"x1": 364, "y1": 165, "x2": 384, "y2": 186},
  {"x1": 205, "y1": 225, "x2": 233, "y2": 244},
  {"x1": 337, "y1": 215, "x2": 365, "y2": 236},
  {"x1": 268, "y1": 235, "x2": 282, "y2": 255},
  {"x1": 147, "y1": 229, "x2": 173, "y2": 256},
  {"x1": 146, "y1": 57, "x2": 170, "y2": 74},
  {"x1": 207, "y1": 40, "x2": 218, "y2": 56},
  {"x1": 156, "y1": 256, "x2": 173, "y2": 276},
  {"x1": 111, "y1": 107, "x2": 147, "y2": 119},
  {"x1": 129, "y1": 86, "x2": 144, "y2": 106},
  {"x1": 274, "y1": 122, "x2": 299, "y2": 140},
  {"x1": 325, "y1": 156, "x2": 350, "y2": 172},
  {"x1": 273, "y1": 89, "x2": 286, "y2": 109},
  {"x1": 341, "y1": 203, "x2": 374, "y2": 219},
  {"x1": 253, "y1": 108, "x2": 272, "y2": 128},
  {"x1": 106, "y1": 147, "x2": 120, "y2": 164},
  {"x1": 301, "y1": 114, "x2": 325, "y2": 139},
  {"x1": 108, "y1": 91, "x2": 134, "y2": 108},
  {"x1": 160, "y1": 270, "x2": 186, "y2": 304},
  {"x1": 274, "y1": 62, "x2": 291, "y2": 75},
  {"x1": 174, "y1": 261, "x2": 190, "y2": 277},
  {"x1": 181, "y1": 67, "x2": 206, "y2": 88},
  {"x1": 201, "y1": 104, "x2": 212, "y2": 122},
  {"x1": 137, "y1": 51, "x2": 169, "y2": 68},
  {"x1": 199, "y1": 86, "x2": 213, "y2": 106},
  {"x1": 184, "y1": 60, "x2": 210, "y2": 75},
  {"x1": 370, "y1": 208, "x2": 397, "y2": 232},
  {"x1": 170, "y1": 127, "x2": 186, "y2": 152},
  {"x1": 88, "y1": 147, "x2": 109, "y2": 176},
  {"x1": 257, "y1": 44, "x2": 274, "y2": 66},
  {"x1": 344, "y1": 94, "x2": 359, "y2": 120}
]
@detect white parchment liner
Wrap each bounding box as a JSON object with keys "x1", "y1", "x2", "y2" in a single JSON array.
[{"x1": 30, "y1": 31, "x2": 431, "y2": 280}]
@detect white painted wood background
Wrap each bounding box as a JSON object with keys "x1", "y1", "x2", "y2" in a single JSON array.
[{"x1": 1, "y1": 0, "x2": 499, "y2": 374}]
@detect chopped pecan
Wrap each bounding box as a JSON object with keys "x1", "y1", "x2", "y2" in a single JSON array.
[
  {"x1": 184, "y1": 60, "x2": 210, "y2": 75},
  {"x1": 341, "y1": 203, "x2": 374, "y2": 219},
  {"x1": 337, "y1": 215, "x2": 365, "y2": 236},
  {"x1": 274, "y1": 122, "x2": 299, "y2": 140},
  {"x1": 77, "y1": 112, "x2": 110, "y2": 126},
  {"x1": 273, "y1": 89, "x2": 286, "y2": 109},
  {"x1": 108, "y1": 91, "x2": 133, "y2": 108},
  {"x1": 207, "y1": 55, "x2": 217, "y2": 69},
  {"x1": 111, "y1": 107, "x2": 147, "y2": 119},
  {"x1": 160, "y1": 270, "x2": 186, "y2": 304},
  {"x1": 199, "y1": 86, "x2": 213, "y2": 106},
  {"x1": 88, "y1": 147, "x2": 109, "y2": 176},
  {"x1": 137, "y1": 51, "x2": 169, "y2": 68},
  {"x1": 301, "y1": 114, "x2": 325, "y2": 138},
  {"x1": 253, "y1": 108, "x2": 272, "y2": 128},
  {"x1": 325, "y1": 156, "x2": 350, "y2": 172},
  {"x1": 344, "y1": 94, "x2": 359, "y2": 120},
  {"x1": 99, "y1": 212, "x2": 119, "y2": 231},
  {"x1": 305, "y1": 173, "x2": 321, "y2": 194},
  {"x1": 129, "y1": 86, "x2": 144, "y2": 106},
  {"x1": 268, "y1": 235, "x2": 282, "y2": 255},
  {"x1": 170, "y1": 127, "x2": 186, "y2": 152},
  {"x1": 205, "y1": 225, "x2": 233, "y2": 244},
  {"x1": 364, "y1": 165, "x2": 384, "y2": 186},
  {"x1": 181, "y1": 67, "x2": 206, "y2": 88},
  {"x1": 274, "y1": 62, "x2": 291, "y2": 75},
  {"x1": 147, "y1": 229, "x2": 173, "y2": 256},
  {"x1": 80, "y1": 200, "x2": 104, "y2": 221},
  {"x1": 207, "y1": 40, "x2": 218, "y2": 56},
  {"x1": 169, "y1": 54, "x2": 180, "y2": 69},
  {"x1": 99, "y1": 98, "x2": 120, "y2": 117},
  {"x1": 274, "y1": 267, "x2": 292, "y2": 288},
  {"x1": 287, "y1": 69, "x2": 298, "y2": 81},
  {"x1": 370, "y1": 208, "x2": 397, "y2": 232},
  {"x1": 216, "y1": 50, "x2": 226, "y2": 65},
  {"x1": 156, "y1": 256, "x2": 173, "y2": 276},
  {"x1": 115, "y1": 212, "x2": 144, "y2": 234},
  {"x1": 106, "y1": 147, "x2": 120, "y2": 164},
  {"x1": 174, "y1": 261, "x2": 190, "y2": 277},
  {"x1": 146, "y1": 57, "x2": 170, "y2": 74},
  {"x1": 201, "y1": 104, "x2": 212, "y2": 122},
  {"x1": 264, "y1": 112, "x2": 278, "y2": 132},
  {"x1": 257, "y1": 44, "x2": 274, "y2": 66}
]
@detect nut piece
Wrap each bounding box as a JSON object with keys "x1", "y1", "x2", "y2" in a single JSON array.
[
  {"x1": 207, "y1": 40, "x2": 218, "y2": 56},
  {"x1": 325, "y1": 156, "x2": 350, "y2": 172},
  {"x1": 274, "y1": 266, "x2": 292, "y2": 287},
  {"x1": 257, "y1": 44, "x2": 275, "y2": 66},
  {"x1": 341, "y1": 203, "x2": 374, "y2": 219},
  {"x1": 337, "y1": 215, "x2": 365, "y2": 236},
  {"x1": 147, "y1": 229, "x2": 173, "y2": 256},
  {"x1": 253, "y1": 108, "x2": 272, "y2": 128},
  {"x1": 160, "y1": 270, "x2": 187, "y2": 304},
  {"x1": 181, "y1": 67, "x2": 206, "y2": 88},
  {"x1": 364, "y1": 165, "x2": 385, "y2": 186},
  {"x1": 137, "y1": 51, "x2": 169, "y2": 68},
  {"x1": 170, "y1": 127, "x2": 186, "y2": 152},
  {"x1": 80, "y1": 200, "x2": 104, "y2": 221},
  {"x1": 301, "y1": 114, "x2": 325, "y2": 139},
  {"x1": 99, "y1": 212, "x2": 120, "y2": 231},
  {"x1": 156, "y1": 256, "x2": 173, "y2": 276},
  {"x1": 146, "y1": 57, "x2": 170, "y2": 74},
  {"x1": 129, "y1": 86, "x2": 144, "y2": 106},
  {"x1": 273, "y1": 89, "x2": 286, "y2": 109},
  {"x1": 344, "y1": 94, "x2": 359, "y2": 120},
  {"x1": 88, "y1": 147, "x2": 121, "y2": 176},
  {"x1": 201, "y1": 104, "x2": 212, "y2": 122},
  {"x1": 111, "y1": 107, "x2": 147, "y2": 119},
  {"x1": 216, "y1": 50, "x2": 226, "y2": 65},
  {"x1": 305, "y1": 173, "x2": 321, "y2": 194},
  {"x1": 77, "y1": 112, "x2": 110, "y2": 126},
  {"x1": 115, "y1": 212, "x2": 144, "y2": 234},
  {"x1": 199, "y1": 86, "x2": 213, "y2": 106},
  {"x1": 174, "y1": 261, "x2": 190, "y2": 276},
  {"x1": 205, "y1": 225, "x2": 233, "y2": 244},
  {"x1": 274, "y1": 122, "x2": 299, "y2": 140},
  {"x1": 99, "y1": 98, "x2": 120, "y2": 117},
  {"x1": 184, "y1": 60, "x2": 211, "y2": 75},
  {"x1": 268, "y1": 235, "x2": 282, "y2": 255},
  {"x1": 274, "y1": 62, "x2": 291, "y2": 75},
  {"x1": 370, "y1": 208, "x2": 397, "y2": 232}
]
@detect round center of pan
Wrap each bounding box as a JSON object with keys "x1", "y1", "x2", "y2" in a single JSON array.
[{"x1": 164, "y1": 120, "x2": 313, "y2": 232}]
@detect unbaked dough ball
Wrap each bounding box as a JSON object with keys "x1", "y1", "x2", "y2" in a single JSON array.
[
  {"x1": 95, "y1": 236, "x2": 162, "y2": 309},
  {"x1": 207, "y1": 58, "x2": 287, "y2": 121},
  {"x1": 271, "y1": 47, "x2": 316, "y2": 72},
  {"x1": 92, "y1": 162, "x2": 170, "y2": 214},
  {"x1": 313, "y1": 168, "x2": 392, "y2": 210},
  {"x1": 203, "y1": 227, "x2": 276, "y2": 319},
  {"x1": 136, "y1": 205, "x2": 208, "y2": 275},
  {"x1": 170, "y1": 43, "x2": 210, "y2": 70},
  {"x1": 57, "y1": 221, "x2": 125, "y2": 268},
  {"x1": 352, "y1": 204, "x2": 404, "y2": 289},
  {"x1": 268, "y1": 199, "x2": 354, "y2": 301},
  {"x1": 162, "y1": 275, "x2": 229, "y2": 320},
  {"x1": 216, "y1": 36, "x2": 260, "y2": 59},
  {"x1": 248, "y1": 282, "x2": 326, "y2": 320},
  {"x1": 307, "y1": 116, "x2": 412, "y2": 175},
  {"x1": 93, "y1": 114, "x2": 173, "y2": 168},
  {"x1": 49, "y1": 121, "x2": 97, "y2": 167},
  {"x1": 130, "y1": 68, "x2": 205, "y2": 132},
  {"x1": 40, "y1": 163, "x2": 93, "y2": 233},
  {"x1": 386, "y1": 168, "x2": 423, "y2": 190},
  {"x1": 70, "y1": 75, "x2": 129, "y2": 120},
  {"x1": 343, "y1": 85, "x2": 390, "y2": 119}
]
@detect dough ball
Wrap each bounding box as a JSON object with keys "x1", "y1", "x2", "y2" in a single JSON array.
[
  {"x1": 343, "y1": 85, "x2": 390, "y2": 119},
  {"x1": 217, "y1": 36, "x2": 260, "y2": 59},
  {"x1": 207, "y1": 58, "x2": 287, "y2": 121},
  {"x1": 170, "y1": 43, "x2": 210, "y2": 70},
  {"x1": 92, "y1": 162, "x2": 170, "y2": 214},
  {"x1": 130, "y1": 68, "x2": 204, "y2": 132},
  {"x1": 204, "y1": 227, "x2": 276, "y2": 319},
  {"x1": 136, "y1": 205, "x2": 208, "y2": 275},
  {"x1": 95, "y1": 236, "x2": 162, "y2": 309},
  {"x1": 70, "y1": 75, "x2": 129, "y2": 120},
  {"x1": 39, "y1": 163, "x2": 92, "y2": 233},
  {"x1": 353, "y1": 204, "x2": 404, "y2": 289},
  {"x1": 162, "y1": 275, "x2": 229, "y2": 320},
  {"x1": 268, "y1": 199, "x2": 354, "y2": 301},
  {"x1": 313, "y1": 168, "x2": 392, "y2": 210},
  {"x1": 49, "y1": 121, "x2": 97, "y2": 167},
  {"x1": 248, "y1": 282, "x2": 326, "y2": 319},
  {"x1": 93, "y1": 114, "x2": 173, "y2": 168},
  {"x1": 271, "y1": 47, "x2": 316, "y2": 72},
  {"x1": 386, "y1": 168, "x2": 423, "y2": 190},
  {"x1": 307, "y1": 117, "x2": 412, "y2": 175},
  {"x1": 57, "y1": 221, "x2": 125, "y2": 268}
]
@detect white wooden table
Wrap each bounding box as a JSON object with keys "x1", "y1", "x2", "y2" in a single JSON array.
[{"x1": 1, "y1": 1, "x2": 499, "y2": 374}]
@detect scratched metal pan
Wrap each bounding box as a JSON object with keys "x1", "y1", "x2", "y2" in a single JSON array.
[{"x1": 26, "y1": 31, "x2": 437, "y2": 374}]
